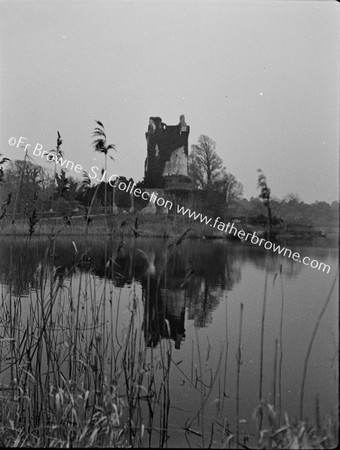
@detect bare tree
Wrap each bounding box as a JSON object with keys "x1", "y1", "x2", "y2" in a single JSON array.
[
  {"x1": 214, "y1": 172, "x2": 243, "y2": 216},
  {"x1": 11, "y1": 151, "x2": 29, "y2": 223},
  {"x1": 6, "y1": 160, "x2": 47, "y2": 216},
  {"x1": 189, "y1": 135, "x2": 224, "y2": 188},
  {"x1": 284, "y1": 192, "x2": 301, "y2": 203}
]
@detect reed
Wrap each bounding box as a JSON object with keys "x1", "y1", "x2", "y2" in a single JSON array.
[
  {"x1": 272, "y1": 338, "x2": 278, "y2": 413},
  {"x1": 236, "y1": 302, "x2": 244, "y2": 448},
  {"x1": 299, "y1": 266, "x2": 339, "y2": 420},
  {"x1": 0, "y1": 219, "x2": 178, "y2": 447},
  {"x1": 0, "y1": 185, "x2": 338, "y2": 448},
  {"x1": 257, "y1": 403, "x2": 337, "y2": 449},
  {"x1": 258, "y1": 268, "x2": 268, "y2": 432},
  {"x1": 277, "y1": 264, "x2": 284, "y2": 425},
  {"x1": 0, "y1": 211, "x2": 233, "y2": 239},
  {"x1": 221, "y1": 296, "x2": 229, "y2": 414}
]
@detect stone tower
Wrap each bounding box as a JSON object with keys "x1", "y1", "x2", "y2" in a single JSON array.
[{"x1": 144, "y1": 115, "x2": 193, "y2": 189}]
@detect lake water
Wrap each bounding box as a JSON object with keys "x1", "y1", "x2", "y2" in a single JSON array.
[{"x1": 0, "y1": 233, "x2": 338, "y2": 447}]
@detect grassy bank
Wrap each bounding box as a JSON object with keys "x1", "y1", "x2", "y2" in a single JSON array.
[
  {"x1": 0, "y1": 213, "x2": 226, "y2": 239},
  {"x1": 0, "y1": 212, "x2": 326, "y2": 240}
]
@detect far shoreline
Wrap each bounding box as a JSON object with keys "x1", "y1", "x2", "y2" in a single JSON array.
[{"x1": 0, "y1": 213, "x2": 338, "y2": 243}]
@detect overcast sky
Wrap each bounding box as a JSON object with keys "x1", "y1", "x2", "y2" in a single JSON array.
[{"x1": 1, "y1": 0, "x2": 339, "y2": 203}]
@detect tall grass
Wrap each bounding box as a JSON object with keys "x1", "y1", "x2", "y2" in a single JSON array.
[
  {"x1": 277, "y1": 264, "x2": 284, "y2": 425},
  {"x1": 0, "y1": 191, "x2": 338, "y2": 448},
  {"x1": 299, "y1": 265, "x2": 339, "y2": 420},
  {"x1": 236, "y1": 302, "x2": 244, "y2": 448},
  {"x1": 0, "y1": 225, "x2": 174, "y2": 447},
  {"x1": 257, "y1": 268, "x2": 268, "y2": 432},
  {"x1": 0, "y1": 212, "x2": 222, "y2": 239}
]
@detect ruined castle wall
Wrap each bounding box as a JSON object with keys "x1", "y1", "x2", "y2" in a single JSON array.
[
  {"x1": 144, "y1": 116, "x2": 190, "y2": 188},
  {"x1": 163, "y1": 146, "x2": 188, "y2": 177}
]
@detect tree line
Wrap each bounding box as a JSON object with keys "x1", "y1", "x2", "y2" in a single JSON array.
[{"x1": 0, "y1": 125, "x2": 338, "y2": 227}]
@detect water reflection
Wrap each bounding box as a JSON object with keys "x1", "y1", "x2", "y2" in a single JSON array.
[
  {"x1": 0, "y1": 234, "x2": 338, "y2": 447},
  {"x1": 111, "y1": 240, "x2": 239, "y2": 347},
  {"x1": 0, "y1": 235, "x2": 337, "y2": 297},
  {"x1": 0, "y1": 235, "x2": 337, "y2": 345}
]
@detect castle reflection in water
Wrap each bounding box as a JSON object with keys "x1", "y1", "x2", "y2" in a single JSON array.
[{"x1": 0, "y1": 234, "x2": 313, "y2": 351}]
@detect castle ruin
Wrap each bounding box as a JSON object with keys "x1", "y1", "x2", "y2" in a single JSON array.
[{"x1": 144, "y1": 115, "x2": 194, "y2": 190}]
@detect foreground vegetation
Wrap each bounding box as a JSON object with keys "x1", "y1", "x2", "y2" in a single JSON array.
[
  {"x1": 0, "y1": 226, "x2": 338, "y2": 448},
  {"x1": 0, "y1": 127, "x2": 338, "y2": 447},
  {"x1": 0, "y1": 210, "x2": 330, "y2": 241}
]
